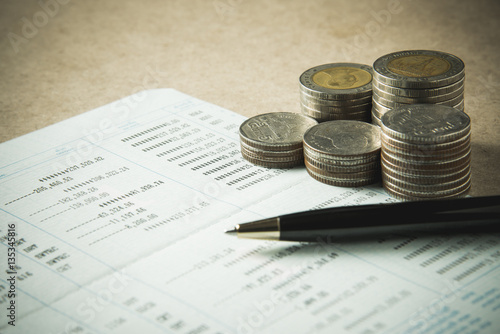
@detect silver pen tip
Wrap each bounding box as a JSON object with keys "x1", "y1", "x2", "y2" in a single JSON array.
[{"x1": 224, "y1": 228, "x2": 238, "y2": 235}]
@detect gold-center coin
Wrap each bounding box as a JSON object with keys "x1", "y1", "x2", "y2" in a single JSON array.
[
  {"x1": 312, "y1": 67, "x2": 372, "y2": 90},
  {"x1": 387, "y1": 55, "x2": 451, "y2": 78}
]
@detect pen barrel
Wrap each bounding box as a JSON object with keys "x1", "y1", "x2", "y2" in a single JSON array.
[{"x1": 279, "y1": 196, "x2": 500, "y2": 242}]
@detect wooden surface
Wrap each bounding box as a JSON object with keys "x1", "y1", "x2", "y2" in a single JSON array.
[{"x1": 1, "y1": 0, "x2": 499, "y2": 196}]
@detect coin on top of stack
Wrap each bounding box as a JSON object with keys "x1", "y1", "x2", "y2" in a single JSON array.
[
  {"x1": 380, "y1": 104, "x2": 471, "y2": 201},
  {"x1": 299, "y1": 63, "x2": 373, "y2": 123},
  {"x1": 239, "y1": 112, "x2": 318, "y2": 168},
  {"x1": 303, "y1": 120, "x2": 381, "y2": 187},
  {"x1": 371, "y1": 50, "x2": 465, "y2": 127}
]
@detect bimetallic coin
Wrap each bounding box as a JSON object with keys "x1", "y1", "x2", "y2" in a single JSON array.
[
  {"x1": 239, "y1": 112, "x2": 318, "y2": 151},
  {"x1": 380, "y1": 105, "x2": 470, "y2": 144},
  {"x1": 303, "y1": 121, "x2": 381, "y2": 158},
  {"x1": 373, "y1": 50, "x2": 465, "y2": 89},
  {"x1": 300, "y1": 100, "x2": 372, "y2": 114},
  {"x1": 300, "y1": 63, "x2": 373, "y2": 100}
]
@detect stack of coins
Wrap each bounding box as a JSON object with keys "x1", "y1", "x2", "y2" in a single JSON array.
[
  {"x1": 380, "y1": 104, "x2": 471, "y2": 200},
  {"x1": 372, "y1": 50, "x2": 465, "y2": 127},
  {"x1": 303, "y1": 120, "x2": 381, "y2": 187},
  {"x1": 299, "y1": 63, "x2": 373, "y2": 122},
  {"x1": 239, "y1": 112, "x2": 318, "y2": 168}
]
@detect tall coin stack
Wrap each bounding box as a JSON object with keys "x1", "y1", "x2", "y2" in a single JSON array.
[
  {"x1": 239, "y1": 112, "x2": 318, "y2": 168},
  {"x1": 299, "y1": 63, "x2": 373, "y2": 123},
  {"x1": 371, "y1": 50, "x2": 465, "y2": 127},
  {"x1": 380, "y1": 104, "x2": 471, "y2": 200},
  {"x1": 303, "y1": 120, "x2": 381, "y2": 187}
]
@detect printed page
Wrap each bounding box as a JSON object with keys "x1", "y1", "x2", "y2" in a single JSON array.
[{"x1": 0, "y1": 89, "x2": 498, "y2": 333}]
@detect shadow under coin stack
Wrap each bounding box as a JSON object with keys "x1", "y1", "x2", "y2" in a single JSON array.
[
  {"x1": 239, "y1": 112, "x2": 318, "y2": 168},
  {"x1": 380, "y1": 104, "x2": 471, "y2": 200},
  {"x1": 371, "y1": 50, "x2": 465, "y2": 127},
  {"x1": 299, "y1": 63, "x2": 373, "y2": 123},
  {"x1": 303, "y1": 120, "x2": 381, "y2": 187}
]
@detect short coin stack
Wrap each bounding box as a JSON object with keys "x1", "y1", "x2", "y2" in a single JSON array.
[
  {"x1": 299, "y1": 63, "x2": 373, "y2": 123},
  {"x1": 371, "y1": 50, "x2": 465, "y2": 127},
  {"x1": 239, "y1": 112, "x2": 318, "y2": 168},
  {"x1": 380, "y1": 104, "x2": 471, "y2": 200},
  {"x1": 303, "y1": 120, "x2": 381, "y2": 187}
]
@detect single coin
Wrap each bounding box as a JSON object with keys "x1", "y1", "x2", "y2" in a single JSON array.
[
  {"x1": 373, "y1": 50, "x2": 465, "y2": 89},
  {"x1": 300, "y1": 63, "x2": 373, "y2": 100},
  {"x1": 372, "y1": 76, "x2": 465, "y2": 98},
  {"x1": 239, "y1": 112, "x2": 318, "y2": 151},
  {"x1": 380, "y1": 104, "x2": 470, "y2": 144},
  {"x1": 303, "y1": 120, "x2": 381, "y2": 158}
]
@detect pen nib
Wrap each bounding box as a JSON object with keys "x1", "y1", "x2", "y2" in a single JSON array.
[{"x1": 224, "y1": 228, "x2": 238, "y2": 235}]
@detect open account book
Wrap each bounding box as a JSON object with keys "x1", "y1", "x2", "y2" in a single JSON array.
[{"x1": 0, "y1": 89, "x2": 499, "y2": 333}]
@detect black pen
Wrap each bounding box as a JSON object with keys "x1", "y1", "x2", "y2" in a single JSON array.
[{"x1": 225, "y1": 195, "x2": 500, "y2": 242}]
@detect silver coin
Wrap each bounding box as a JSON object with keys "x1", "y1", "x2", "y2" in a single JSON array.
[
  {"x1": 303, "y1": 120, "x2": 381, "y2": 158},
  {"x1": 305, "y1": 160, "x2": 380, "y2": 179},
  {"x1": 241, "y1": 153, "x2": 304, "y2": 168},
  {"x1": 373, "y1": 50, "x2": 465, "y2": 89},
  {"x1": 372, "y1": 76, "x2": 465, "y2": 98},
  {"x1": 300, "y1": 90, "x2": 372, "y2": 106},
  {"x1": 239, "y1": 112, "x2": 318, "y2": 151},
  {"x1": 299, "y1": 63, "x2": 373, "y2": 100},
  {"x1": 372, "y1": 83, "x2": 464, "y2": 103},
  {"x1": 305, "y1": 155, "x2": 380, "y2": 173},
  {"x1": 381, "y1": 131, "x2": 470, "y2": 152},
  {"x1": 382, "y1": 161, "x2": 470, "y2": 185},
  {"x1": 382, "y1": 168, "x2": 471, "y2": 191},
  {"x1": 372, "y1": 90, "x2": 464, "y2": 109},
  {"x1": 383, "y1": 179, "x2": 470, "y2": 201},
  {"x1": 383, "y1": 175, "x2": 471, "y2": 199},
  {"x1": 380, "y1": 104, "x2": 470, "y2": 144},
  {"x1": 300, "y1": 101, "x2": 371, "y2": 114},
  {"x1": 301, "y1": 108, "x2": 371, "y2": 123},
  {"x1": 241, "y1": 147, "x2": 303, "y2": 162},
  {"x1": 381, "y1": 139, "x2": 471, "y2": 161},
  {"x1": 304, "y1": 146, "x2": 380, "y2": 166},
  {"x1": 240, "y1": 141, "x2": 304, "y2": 158},
  {"x1": 380, "y1": 152, "x2": 471, "y2": 176}
]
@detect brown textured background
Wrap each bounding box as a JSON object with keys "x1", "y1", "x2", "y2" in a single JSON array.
[{"x1": 1, "y1": 0, "x2": 499, "y2": 196}]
